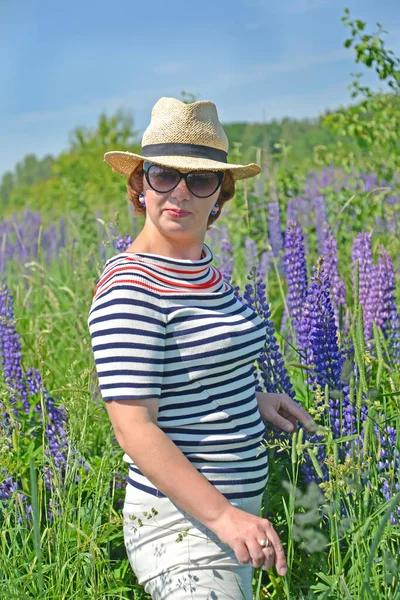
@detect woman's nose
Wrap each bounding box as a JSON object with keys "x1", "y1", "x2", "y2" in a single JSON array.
[{"x1": 171, "y1": 177, "x2": 190, "y2": 197}]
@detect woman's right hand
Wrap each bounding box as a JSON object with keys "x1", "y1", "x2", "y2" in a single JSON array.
[{"x1": 208, "y1": 504, "x2": 287, "y2": 576}]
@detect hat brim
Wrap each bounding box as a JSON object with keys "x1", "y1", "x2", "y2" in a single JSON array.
[{"x1": 104, "y1": 151, "x2": 261, "y2": 181}]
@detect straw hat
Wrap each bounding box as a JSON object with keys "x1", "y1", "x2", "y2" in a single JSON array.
[{"x1": 104, "y1": 97, "x2": 261, "y2": 181}]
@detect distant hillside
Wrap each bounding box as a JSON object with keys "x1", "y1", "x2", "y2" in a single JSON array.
[
  {"x1": 0, "y1": 111, "x2": 341, "y2": 212},
  {"x1": 222, "y1": 115, "x2": 340, "y2": 165}
]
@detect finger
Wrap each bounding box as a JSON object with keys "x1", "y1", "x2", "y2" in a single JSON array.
[
  {"x1": 281, "y1": 398, "x2": 317, "y2": 432},
  {"x1": 270, "y1": 413, "x2": 295, "y2": 433},
  {"x1": 235, "y1": 540, "x2": 251, "y2": 565},
  {"x1": 261, "y1": 547, "x2": 275, "y2": 571},
  {"x1": 284, "y1": 414, "x2": 298, "y2": 433},
  {"x1": 246, "y1": 540, "x2": 269, "y2": 569},
  {"x1": 264, "y1": 525, "x2": 287, "y2": 576}
]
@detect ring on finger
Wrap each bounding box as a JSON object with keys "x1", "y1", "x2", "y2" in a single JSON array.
[{"x1": 258, "y1": 538, "x2": 270, "y2": 548}]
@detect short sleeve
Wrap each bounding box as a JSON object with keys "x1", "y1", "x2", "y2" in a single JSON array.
[{"x1": 87, "y1": 263, "x2": 167, "y2": 402}]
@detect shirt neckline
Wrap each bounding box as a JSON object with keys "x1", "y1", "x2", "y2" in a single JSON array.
[{"x1": 112, "y1": 243, "x2": 213, "y2": 268}]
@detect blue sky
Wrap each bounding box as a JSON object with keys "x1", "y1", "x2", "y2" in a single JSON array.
[{"x1": 1, "y1": 0, "x2": 399, "y2": 179}]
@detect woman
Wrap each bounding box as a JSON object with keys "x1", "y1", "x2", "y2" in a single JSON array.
[{"x1": 88, "y1": 96, "x2": 316, "y2": 599}]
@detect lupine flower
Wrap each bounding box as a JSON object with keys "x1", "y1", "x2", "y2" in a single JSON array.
[
  {"x1": 0, "y1": 280, "x2": 29, "y2": 416},
  {"x1": 267, "y1": 201, "x2": 283, "y2": 258},
  {"x1": 0, "y1": 280, "x2": 87, "y2": 519},
  {"x1": 219, "y1": 238, "x2": 234, "y2": 283},
  {"x1": 352, "y1": 232, "x2": 375, "y2": 340},
  {"x1": 208, "y1": 224, "x2": 234, "y2": 283},
  {"x1": 300, "y1": 261, "x2": 344, "y2": 401},
  {"x1": 114, "y1": 234, "x2": 133, "y2": 252},
  {"x1": 241, "y1": 267, "x2": 297, "y2": 446},
  {"x1": 313, "y1": 195, "x2": 328, "y2": 256},
  {"x1": 28, "y1": 366, "x2": 88, "y2": 490},
  {"x1": 286, "y1": 198, "x2": 298, "y2": 224},
  {"x1": 298, "y1": 260, "x2": 358, "y2": 481},
  {"x1": 245, "y1": 238, "x2": 258, "y2": 274},
  {"x1": 362, "y1": 173, "x2": 378, "y2": 192},
  {"x1": 259, "y1": 250, "x2": 273, "y2": 282},
  {"x1": 0, "y1": 474, "x2": 32, "y2": 522},
  {"x1": 322, "y1": 234, "x2": 347, "y2": 330},
  {"x1": 373, "y1": 419, "x2": 400, "y2": 526},
  {"x1": 371, "y1": 247, "x2": 400, "y2": 362},
  {"x1": 284, "y1": 221, "x2": 308, "y2": 349}
]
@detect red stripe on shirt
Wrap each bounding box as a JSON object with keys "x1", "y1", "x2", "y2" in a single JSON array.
[{"x1": 95, "y1": 263, "x2": 221, "y2": 296}]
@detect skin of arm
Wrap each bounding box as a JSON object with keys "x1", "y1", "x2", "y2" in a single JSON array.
[
  {"x1": 107, "y1": 397, "x2": 288, "y2": 575},
  {"x1": 107, "y1": 398, "x2": 232, "y2": 529}
]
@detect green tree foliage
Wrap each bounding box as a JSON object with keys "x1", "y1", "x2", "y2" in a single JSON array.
[
  {"x1": 1, "y1": 110, "x2": 142, "y2": 226},
  {"x1": 223, "y1": 118, "x2": 340, "y2": 167},
  {"x1": 321, "y1": 8, "x2": 400, "y2": 178},
  {"x1": 0, "y1": 154, "x2": 54, "y2": 212}
]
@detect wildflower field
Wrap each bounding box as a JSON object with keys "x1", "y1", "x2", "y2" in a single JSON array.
[{"x1": 1, "y1": 11, "x2": 400, "y2": 600}]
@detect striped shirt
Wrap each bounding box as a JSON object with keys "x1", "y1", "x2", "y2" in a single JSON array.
[{"x1": 87, "y1": 243, "x2": 269, "y2": 500}]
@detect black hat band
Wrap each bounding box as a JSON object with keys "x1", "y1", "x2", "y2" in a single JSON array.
[{"x1": 142, "y1": 143, "x2": 228, "y2": 163}]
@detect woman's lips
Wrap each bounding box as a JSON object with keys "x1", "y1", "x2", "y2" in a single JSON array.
[{"x1": 164, "y1": 209, "x2": 191, "y2": 218}]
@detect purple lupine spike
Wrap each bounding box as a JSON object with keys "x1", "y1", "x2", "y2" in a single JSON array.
[
  {"x1": 373, "y1": 247, "x2": 400, "y2": 361},
  {"x1": 114, "y1": 234, "x2": 133, "y2": 252},
  {"x1": 0, "y1": 280, "x2": 29, "y2": 415},
  {"x1": 298, "y1": 259, "x2": 361, "y2": 483},
  {"x1": 267, "y1": 201, "x2": 283, "y2": 258},
  {"x1": 245, "y1": 238, "x2": 258, "y2": 273},
  {"x1": 208, "y1": 224, "x2": 234, "y2": 283},
  {"x1": 373, "y1": 418, "x2": 400, "y2": 525},
  {"x1": 313, "y1": 194, "x2": 328, "y2": 256},
  {"x1": 25, "y1": 367, "x2": 42, "y2": 395},
  {"x1": 284, "y1": 221, "x2": 308, "y2": 350},
  {"x1": 352, "y1": 232, "x2": 375, "y2": 340},
  {"x1": 363, "y1": 173, "x2": 378, "y2": 192},
  {"x1": 219, "y1": 232, "x2": 234, "y2": 283},
  {"x1": 259, "y1": 250, "x2": 273, "y2": 282},
  {"x1": 0, "y1": 473, "x2": 33, "y2": 522},
  {"x1": 286, "y1": 198, "x2": 298, "y2": 224},
  {"x1": 255, "y1": 297, "x2": 296, "y2": 401},
  {"x1": 300, "y1": 262, "x2": 345, "y2": 397},
  {"x1": 207, "y1": 224, "x2": 233, "y2": 283},
  {"x1": 27, "y1": 366, "x2": 89, "y2": 490},
  {"x1": 322, "y1": 234, "x2": 347, "y2": 330},
  {"x1": 241, "y1": 267, "x2": 297, "y2": 446},
  {"x1": 30, "y1": 367, "x2": 69, "y2": 489}
]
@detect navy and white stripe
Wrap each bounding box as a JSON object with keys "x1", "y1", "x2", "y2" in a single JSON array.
[{"x1": 88, "y1": 243, "x2": 269, "y2": 500}]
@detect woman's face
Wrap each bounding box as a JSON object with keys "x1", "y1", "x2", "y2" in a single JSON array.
[{"x1": 142, "y1": 166, "x2": 222, "y2": 240}]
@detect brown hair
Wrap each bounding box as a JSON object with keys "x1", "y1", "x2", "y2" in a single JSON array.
[{"x1": 127, "y1": 162, "x2": 235, "y2": 229}]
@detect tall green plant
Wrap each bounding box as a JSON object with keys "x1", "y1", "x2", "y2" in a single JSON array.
[{"x1": 322, "y1": 9, "x2": 400, "y2": 178}]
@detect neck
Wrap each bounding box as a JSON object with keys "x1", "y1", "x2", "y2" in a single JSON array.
[{"x1": 132, "y1": 226, "x2": 206, "y2": 261}]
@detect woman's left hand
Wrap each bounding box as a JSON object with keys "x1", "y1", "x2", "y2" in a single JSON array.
[{"x1": 256, "y1": 392, "x2": 317, "y2": 433}]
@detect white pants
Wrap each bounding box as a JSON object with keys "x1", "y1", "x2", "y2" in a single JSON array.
[{"x1": 123, "y1": 483, "x2": 265, "y2": 599}]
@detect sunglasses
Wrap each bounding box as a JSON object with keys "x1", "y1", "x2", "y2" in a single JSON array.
[{"x1": 143, "y1": 161, "x2": 224, "y2": 198}]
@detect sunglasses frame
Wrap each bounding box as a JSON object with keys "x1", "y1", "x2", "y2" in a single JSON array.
[{"x1": 143, "y1": 161, "x2": 224, "y2": 198}]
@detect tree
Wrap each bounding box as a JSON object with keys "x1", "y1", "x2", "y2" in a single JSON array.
[{"x1": 322, "y1": 9, "x2": 400, "y2": 178}]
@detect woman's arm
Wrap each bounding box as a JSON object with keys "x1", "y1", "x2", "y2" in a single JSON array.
[
  {"x1": 107, "y1": 398, "x2": 230, "y2": 527},
  {"x1": 107, "y1": 398, "x2": 287, "y2": 575}
]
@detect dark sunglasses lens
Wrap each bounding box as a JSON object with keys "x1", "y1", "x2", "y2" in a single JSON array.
[
  {"x1": 187, "y1": 172, "x2": 221, "y2": 197},
  {"x1": 148, "y1": 165, "x2": 180, "y2": 192}
]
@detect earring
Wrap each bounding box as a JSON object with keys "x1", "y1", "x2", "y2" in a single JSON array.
[
  {"x1": 210, "y1": 203, "x2": 219, "y2": 216},
  {"x1": 139, "y1": 193, "x2": 146, "y2": 207}
]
